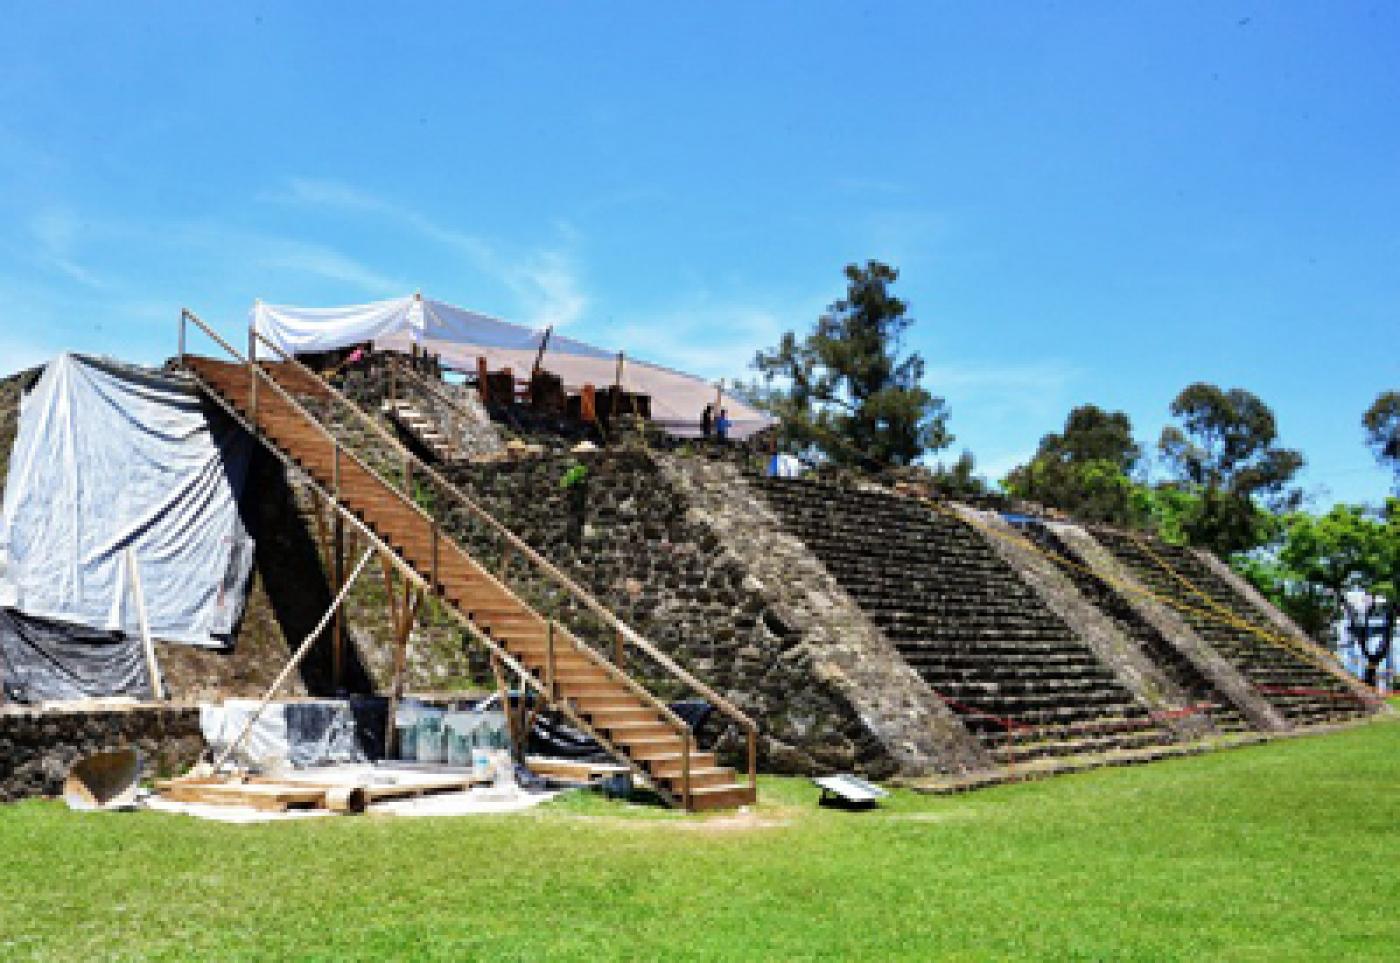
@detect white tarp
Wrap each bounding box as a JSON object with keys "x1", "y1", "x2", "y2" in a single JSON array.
[
  {"x1": 0, "y1": 354, "x2": 254, "y2": 646},
  {"x1": 252, "y1": 295, "x2": 775, "y2": 439}
]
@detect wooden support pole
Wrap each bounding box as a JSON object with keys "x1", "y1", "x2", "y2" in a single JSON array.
[
  {"x1": 379, "y1": 552, "x2": 401, "y2": 635},
  {"x1": 531, "y1": 325, "x2": 553, "y2": 377},
  {"x1": 613, "y1": 351, "x2": 625, "y2": 419},
  {"x1": 124, "y1": 549, "x2": 165, "y2": 701},
  {"x1": 384, "y1": 587, "x2": 423, "y2": 759},
  {"x1": 545, "y1": 620, "x2": 556, "y2": 699},
  {"x1": 580, "y1": 383, "x2": 596, "y2": 424},
  {"x1": 214, "y1": 548, "x2": 375, "y2": 772},
  {"x1": 489, "y1": 653, "x2": 520, "y2": 758},
  {"x1": 332, "y1": 514, "x2": 345, "y2": 691}
]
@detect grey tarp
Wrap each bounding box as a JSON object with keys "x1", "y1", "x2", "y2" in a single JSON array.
[
  {"x1": 0, "y1": 353, "x2": 254, "y2": 647},
  {"x1": 0, "y1": 607, "x2": 151, "y2": 702}
]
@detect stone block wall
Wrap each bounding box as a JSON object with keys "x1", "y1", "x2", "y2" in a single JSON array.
[
  {"x1": 0, "y1": 704, "x2": 203, "y2": 803},
  {"x1": 444, "y1": 448, "x2": 963, "y2": 776}
]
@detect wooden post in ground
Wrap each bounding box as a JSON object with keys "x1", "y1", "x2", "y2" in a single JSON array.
[
  {"x1": 476, "y1": 356, "x2": 489, "y2": 404},
  {"x1": 124, "y1": 549, "x2": 165, "y2": 701},
  {"x1": 489, "y1": 653, "x2": 517, "y2": 756},
  {"x1": 332, "y1": 514, "x2": 345, "y2": 691},
  {"x1": 384, "y1": 583, "x2": 423, "y2": 760}
]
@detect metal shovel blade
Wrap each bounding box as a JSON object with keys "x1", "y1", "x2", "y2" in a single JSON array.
[{"x1": 63, "y1": 748, "x2": 142, "y2": 811}]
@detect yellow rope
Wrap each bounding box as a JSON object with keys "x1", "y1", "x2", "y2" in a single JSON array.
[{"x1": 1123, "y1": 530, "x2": 1371, "y2": 695}]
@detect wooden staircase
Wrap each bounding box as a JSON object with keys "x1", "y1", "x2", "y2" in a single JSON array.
[{"x1": 179, "y1": 329, "x2": 755, "y2": 812}]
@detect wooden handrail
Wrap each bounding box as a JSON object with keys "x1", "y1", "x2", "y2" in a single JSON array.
[
  {"x1": 186, "y1": 312, "x2": 731, "y2": 799},
  {"x1": 180, "y1": 310, "x2": 700, "y2": 806},
  {"x1": 248, "y1": 328, "x2": 758, "y2": 746}
]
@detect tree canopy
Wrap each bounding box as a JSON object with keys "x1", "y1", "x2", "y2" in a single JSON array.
[
  {"x1": 745, "y1": 261, "x2": 950, "y2": 467},
  {"x1": 1003, "y1": 404, "x2": 1143, "y2": 525},
  {"x1": 1363, "y1": 391, "x2": 1400, "y2": 490},
  {"x1": 1158, "y1": 383, "x2": 1304, "y2": 556},
  {"x1": 1241, "y1": 500, "x2": 1399, "y2": 685}
]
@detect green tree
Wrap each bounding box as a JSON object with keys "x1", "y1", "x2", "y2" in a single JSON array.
[
  {"x1": 1245, "y1": 502, "x2": 1399, "y2": 686},
  {"x1": 745, "y1": 261, "x2": 951, "y2": 467},
  {"x1": 1158, "y1": 383, "x2": 1304, "y2": 556},
  {"x1": 1003, "y1": 404, "x2": 1142, "y2": 524},
  {"x1": 1363, "y1": 391, "x2": 1400, "y2": 490}
]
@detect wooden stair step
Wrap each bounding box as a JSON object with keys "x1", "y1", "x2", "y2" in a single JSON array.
[
  {"x1": 634, "y1": 750, "x2": 715, "y2": 769},
  {"x1": 681, "y1": 784, "x2": 757, "y2": 811}
]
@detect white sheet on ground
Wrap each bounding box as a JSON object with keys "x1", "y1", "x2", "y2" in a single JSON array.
[
  {"x1": 251, "y1": 295, "x2": 775, "y2": 439},
  {"x1": 0, "y1": 354, "x2": 253, "y2": 646},
  {"x1": 201, "y1": 700, "x2": 290, "y2": 769}
]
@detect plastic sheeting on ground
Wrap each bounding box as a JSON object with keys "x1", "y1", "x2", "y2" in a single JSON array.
[
  {"x1": 251, "y1": 295, "x2": 775, "y2": 439},
  {"x1": 0, "y1": 607, "x2": 151, "y2": 702},
  {"x1": 200, "y1": 699, "x2": 384, "y2": 770},
  {"x1": 0, "y1": 353, "x2": 254, "y2": 647}
]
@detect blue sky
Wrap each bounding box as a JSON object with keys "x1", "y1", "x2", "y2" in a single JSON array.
[{"x1": 1, "y1": 3, "x2": 1396, "y2": 504}]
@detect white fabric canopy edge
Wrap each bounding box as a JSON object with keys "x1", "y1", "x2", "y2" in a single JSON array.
[{"x1": 251, "y1": 295, "x2": 776, "y2": 439}]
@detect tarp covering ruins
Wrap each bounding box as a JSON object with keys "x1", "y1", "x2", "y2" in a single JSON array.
[
  {"x1": 0, "y1": 607, "x2": 151, "y2": 702},
  {"x1": 251, "y1": 294, "x2": 775, "y2": 439},
  {"x1": 0, "y1": 353, "x2": 255, "y2": 653}
]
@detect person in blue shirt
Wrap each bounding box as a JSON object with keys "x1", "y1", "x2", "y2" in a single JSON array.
[{"x1": 715, "y1": 408, "x2": 731, "y2": 442}]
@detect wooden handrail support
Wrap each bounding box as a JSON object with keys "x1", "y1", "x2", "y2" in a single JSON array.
[
  {"x1": 213, "y1": 546, "x2": 376, "y2": 773},
  {"x1": 179, "y1": 309, "x2": 707, "y2": 806}
]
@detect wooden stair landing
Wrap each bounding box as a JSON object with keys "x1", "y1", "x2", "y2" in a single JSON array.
[{"x1": 184, "y1": 355, "x2": 754, "y2": 811}]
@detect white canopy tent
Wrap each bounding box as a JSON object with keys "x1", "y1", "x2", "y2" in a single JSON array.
[{"x1": 251, "y1": 295, "x2": 774, "y2": 440}]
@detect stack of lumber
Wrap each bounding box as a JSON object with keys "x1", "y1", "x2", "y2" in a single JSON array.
[{"x1": 155, "y1": 769, "x2": 490, "y2": 814}]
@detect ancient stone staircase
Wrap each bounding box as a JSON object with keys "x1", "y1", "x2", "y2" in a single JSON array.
[
  {"x1": 757, "y1": 479, "x2": 1179, "y2": 765},
  {"x1": 1092, "y1": 528, "x2": 1374, "y2": 726},
  {"x1": 377, "y1": 357, "x2": 503, "y2": 464},
  {"x1": 1016, "y1": 521, "x2": 1252, "y2": 733},
  {"x1": 178, "y1": 335, "x2": 754, "y2": 811}
]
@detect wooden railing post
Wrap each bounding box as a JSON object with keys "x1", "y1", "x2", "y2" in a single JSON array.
[
  {"x1": 431, "y1": 521, "x2": 440, "y2": 596},
  {"x1": 683, "y1": 737, "x2": 691, "y2": 811},
  {"x1": 332, "y1": 442, "x2": 340, "y2": 501},
  {"x1": 748, "y1": 725, "x2": 757, "y2": 791},
  {"x1": 614, "y1": 627, "x2": 625, "y2": 669},
  {"x1": 247, "y1": 328, "x2": 258, "y2": 428},
  {"x1": 546, "y1": 620, "x2": 556, "y2": 699}
]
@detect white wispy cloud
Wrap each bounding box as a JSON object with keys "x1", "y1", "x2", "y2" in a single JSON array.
[
  {"x1": 269, "y1": 176, "x2": 589, "y2": 328},
  {"x1": 29, "y1": 209, "x2": 105, "y2": 289},
  {"x1": 609, "y1": 302, "x2": 790, "y2": 383},
  {"x1": 256, "y1": 239, "x2": 406, "y2": 297},
  {"x1": 923, "y1": 359, "x2": 1081, "y2": 396}
]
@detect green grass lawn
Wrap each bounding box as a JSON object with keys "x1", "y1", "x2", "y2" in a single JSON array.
[{"x1": 3, "y1": 717, "x2": 1399, "y2": 961}]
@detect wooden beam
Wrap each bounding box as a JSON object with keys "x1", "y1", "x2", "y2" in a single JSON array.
[
  {"x1": 379, "y1": 550, "x2": 401, "y2": 640},
  {"x1": 124, "y1": 549, "x2": 165, "y2": 700},
  {"x1": 332, "y1": 513, "x2": 345, "y2": 690},
  {"x1": 384, "y1": 588, "x2": 424, "y2": 759},
  {"x1": 213, "y1": 548, "x2": 375, "y2": 772}
]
